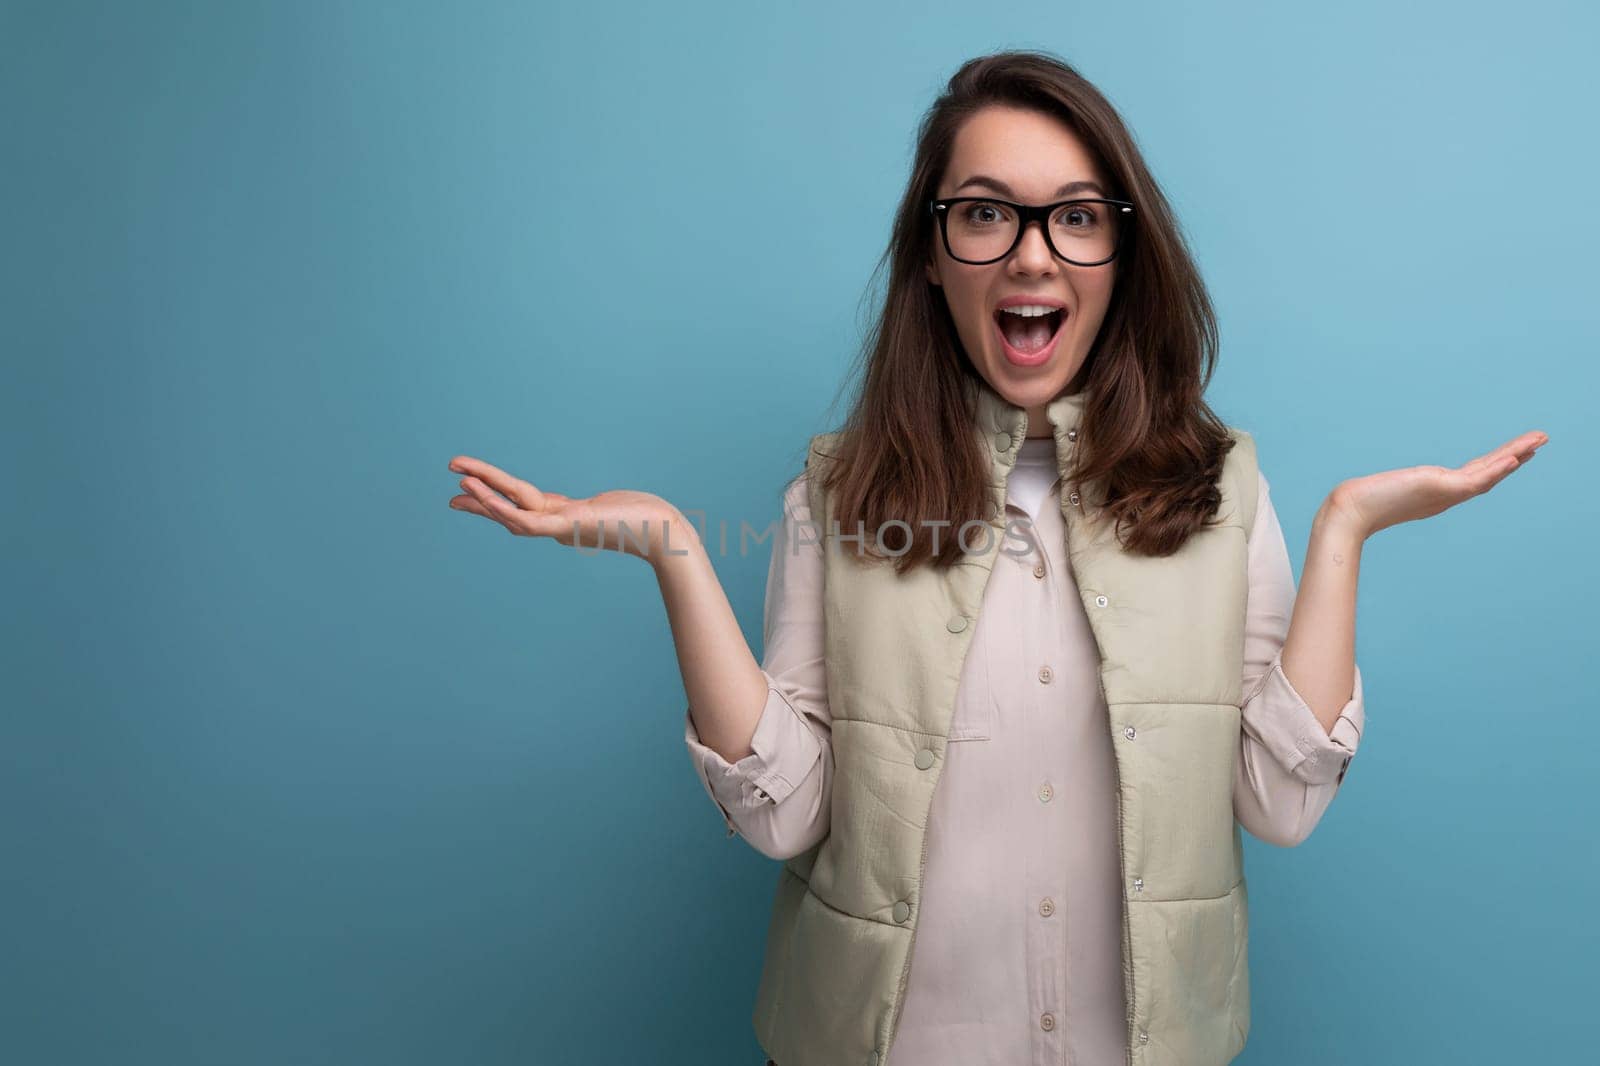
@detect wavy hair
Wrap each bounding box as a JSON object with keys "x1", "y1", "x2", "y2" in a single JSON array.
[{"x1": 804, "y1": 49, "x2": 1239, "y2": 573}]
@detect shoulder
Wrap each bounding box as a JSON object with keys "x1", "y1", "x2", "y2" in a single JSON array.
[
  {"x1": 1225, "y1": 426, "x2": 1257, "y2": 466},
  {"x1": 780, "y1": 470, "x2": 813, "y2": 523},
  {"x1": 797, "y1": 431, "x2": 847, "y2": 521},
  {"x1": 806, "y1": 430, "x2": 845, "y2": 469},
  {"x1": 1221, "y1": 426, "x2": 1261, "y2": 533}
]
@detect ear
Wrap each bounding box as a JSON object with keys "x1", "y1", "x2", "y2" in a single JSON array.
[{"x1": 925, "y1": 251, "x2": 942, "y2": 288}]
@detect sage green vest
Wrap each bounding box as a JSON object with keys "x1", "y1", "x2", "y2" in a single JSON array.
[{"x1": 751, "y1": 375, "x2": 1260, "y2": 1066}]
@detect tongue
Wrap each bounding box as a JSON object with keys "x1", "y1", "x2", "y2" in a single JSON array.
[{"x1": 1001, "y1": 312, "x2": 1057, "y2": 352}]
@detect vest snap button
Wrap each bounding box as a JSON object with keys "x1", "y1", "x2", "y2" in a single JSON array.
[
  {"x1": 1067, "y1": 427, "x2": 1078, "y2": 442},
  {"x1": 1133, "y1": 877, "x2": 1144, "y2": 893},
  {"x1": 914, "y1": 748, "x2": 935, "y2": 770},
  {"x1": 869, "y1": 1053, "x2": 881, "y2": 1066},
  {"x1": 1069, "y1": 490, "x2": 1081, "y2": 507},
  {"x1": 946, "y1": 615, "x2": 968, "y2": 633},
  {"x1": 994, "y1": 430, "x2": 1013, "y2": 452},
  {"x1": 1138, "y1": 1029, "x2": 1149, "y2": 1044},
  {"x1": 1123, "y1": 725, "x2": 1137, "y2": 740},
  {"x1": 892, "y1": 900, "x2": 911, "y2": 923},
  {"x1": 1094, "y1": 594, "x2": 1108, "y2": 607}
]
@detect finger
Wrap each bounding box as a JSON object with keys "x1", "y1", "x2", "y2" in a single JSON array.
[
  {"x1": 448, "y1": 495, "x2": 503, "y2": 523},
  {"x1": 449, "y1": 491, "x2": 522, "y2": 531},
  {"x1": 1462, "y1": 430, "x2": 1549, "y2": 473},
  {"x1": 450, "y1": 494, "x2": 575, "y2": 540},
  {"x1": 448, "y1": 457, "x2": 547, "y2": 510},
  {"x1": 1466, "y1": 452, "x2": 1529, "y2": 496},
  {"x1": 458, "y1": 473, "x2": 519, "y2": 508},
  {"x1": 1499, "y1": 431, "x2": 1548, "y2": 463},
  {"x1": 1513, "y1": 432, "x2": 1548, "y2": 461},
  {"x1": 458, "y1": 478, "x2": 581, "y2": 540},
  {"x1": 1440, "y1": 453, "x2": 1508, "y2": 499},
  {"x1": 460, "y1": 476, "x2": 532, "y2": 533}
]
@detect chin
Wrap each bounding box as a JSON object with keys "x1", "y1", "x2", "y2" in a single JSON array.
[{"x1": 984, "y1": 356, "x2": 1078, "y2": 407}]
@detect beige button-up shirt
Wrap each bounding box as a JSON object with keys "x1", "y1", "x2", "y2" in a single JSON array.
[{"x1": 685, "y1": 436, "x2": 1365, "y2": 1065}]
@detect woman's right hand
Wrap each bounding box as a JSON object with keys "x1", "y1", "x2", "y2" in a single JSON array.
[{"x1": 446, "y1": 455, "x2": 696, "y2": 565}]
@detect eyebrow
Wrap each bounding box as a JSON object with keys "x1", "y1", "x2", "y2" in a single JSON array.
[{"x1": 952, "y1": 175, "x2": 1106, "y2": 199}]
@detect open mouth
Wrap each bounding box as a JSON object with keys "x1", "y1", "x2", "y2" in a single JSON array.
[{"x1": 993, "y1": 307, "x2": 1066, "y2": 363}]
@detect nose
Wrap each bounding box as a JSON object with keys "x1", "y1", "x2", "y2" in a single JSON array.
[{"x1": 1010, "y1": 218, "x2": 1057, "y2": 274}]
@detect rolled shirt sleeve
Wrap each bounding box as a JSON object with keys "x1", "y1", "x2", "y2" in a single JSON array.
[
  {"x1": 683, "y1": 670, "x2": 826, "y2": 838},
  {"x1": 1241, "y1": 646, "x2": 1364, "y2": 787}
]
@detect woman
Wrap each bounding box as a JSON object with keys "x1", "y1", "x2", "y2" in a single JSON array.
[{"x1": 446, "y1": 51, "x2": 1545, "y2": 1066}]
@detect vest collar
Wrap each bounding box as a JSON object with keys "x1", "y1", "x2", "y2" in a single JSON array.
[{"x1": 963, "y1": 373, "x2": 1092, "y2": 514}]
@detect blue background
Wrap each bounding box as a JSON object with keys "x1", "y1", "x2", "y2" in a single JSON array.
[{"x1": 4, "y1": 2, "x2": 1595, "y2": 1063}]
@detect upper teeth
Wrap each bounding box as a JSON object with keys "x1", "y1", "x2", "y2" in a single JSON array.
[{"x1": 1000, "y1": 305, "x2": 1059, "y2": 317}]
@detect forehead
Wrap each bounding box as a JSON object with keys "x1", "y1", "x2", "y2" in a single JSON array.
[{"x1": 943, "y1": 105, "x2": 1105, "y2": 197}]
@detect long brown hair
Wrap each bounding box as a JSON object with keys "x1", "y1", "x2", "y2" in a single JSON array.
[{"x1": 804, "y1": 49, "x2": 1239, "y2": 573}]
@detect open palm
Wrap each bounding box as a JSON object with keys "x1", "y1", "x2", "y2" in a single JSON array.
[
  {"x1": 446, "y1": 455, "x2": 684, "y2": 561},
  {"x1": 1328, "y1": 430, "x2": 1550, "y2": 538}
]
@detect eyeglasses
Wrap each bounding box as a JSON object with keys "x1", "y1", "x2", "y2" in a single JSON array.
[{"x1": 928, "y1": 196, "x2": 1135, "y2": 266}]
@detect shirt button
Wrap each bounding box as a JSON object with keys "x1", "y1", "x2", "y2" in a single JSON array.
[
  {"x1": 1033, "y1": 562, "x2": 1046, "y2": 579},
  {"x1": 1040, "y1": 1012, "x2": 1056, "y2": 1031},
  {"x1": 914, "y1": 748, "x2": 935, "y2": 770},
  {"x1": 892, "y1": 900, "x2": 911, "y2": 923},
  {"x1": 1095, "y1": 594, "x2": 1108, "y2": 607},
  {"x1": 1038, "y1": 666, "x2": 1053, "y2": 684},
  {"x1": 1133, "y1": 877, "x2": 1144, "y2": 893},
  {"x1": 1138, "y1": 1029, "x2": 1149, "y2": 1045},
  {"x1": 946, "y1": 615, "x2": 968, "y2": 633},
  {"x1": 1037, "y1": 783, "x2": 1053, "y2": 802},
  {"x1": 1123, "y1": 725, "x2": 1137, "y2": 740},
  {"x1": 1038, "y1": 897, "x2": 1055, "y2": 917}
]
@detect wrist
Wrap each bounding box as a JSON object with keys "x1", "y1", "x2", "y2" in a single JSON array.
[
  {"x1": 649, "y1": 506, "x2": 704, "y2": 568},
  {"x1": 1312, "y1": 491, "x2": 1369, "y2": 547}
]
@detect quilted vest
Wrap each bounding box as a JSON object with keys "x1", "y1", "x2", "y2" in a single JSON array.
[{"x1": 751, "y1": 373, "x2": 1260, "y2": 1066}]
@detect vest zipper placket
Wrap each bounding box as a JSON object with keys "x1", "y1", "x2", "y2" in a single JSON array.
[
  {"x1": 1072, "y1": 479, "x2": 1137, "y2": 1066},
  {"x1": 883, "y1": 803, "x2": 932, "y2": 1064},
  {"x1": 886, "y1": 514, "x2": 1001, "y2": 1064},
  {"x1": 1102, "y1": 668, "x2": 1137, "y2": 1066}
]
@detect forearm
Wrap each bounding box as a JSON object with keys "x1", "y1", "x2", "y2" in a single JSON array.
[
  {"x1": 1279, "y1": 498, "x2": 1365, "y2": 737},
  {"x1": 651, "y1": 508, "x2": 770, "y2": 763}
]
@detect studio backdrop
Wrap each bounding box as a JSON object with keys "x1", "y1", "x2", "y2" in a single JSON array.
[{"x1": 3, "y1": 2, "x2": 1595, "y2": 1064}]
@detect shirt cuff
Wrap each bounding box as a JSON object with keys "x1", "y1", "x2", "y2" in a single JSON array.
[
  {"x1": 684, "y1": 673, "x2": 825, "y2": 838},
  {"x1": 1241, "y1": 649, "x2": 1365, "y2": 786}
]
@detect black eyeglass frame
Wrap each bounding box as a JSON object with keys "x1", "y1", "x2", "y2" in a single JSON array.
[{"x1": 927, "y1": 196, "x2": 1136, "y2": 266}]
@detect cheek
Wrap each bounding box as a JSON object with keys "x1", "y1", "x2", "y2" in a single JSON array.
[
  {"x1": 947, "y1": 271, "x2": 999, "y2": 335},
  {"x1": 1070, "y1": 271, "x2": 1117, "y2": 321}
]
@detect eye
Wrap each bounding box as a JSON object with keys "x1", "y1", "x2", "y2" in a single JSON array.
[
  {"x1": 1056, "y1": 203, "x2": 1101, "y2": 229},
  {"x1": 961, "y1": 200, "x2": 1012, "y2": 226}
]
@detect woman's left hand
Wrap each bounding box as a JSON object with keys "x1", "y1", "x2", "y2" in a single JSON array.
[{"x1": 1322, "y1": 430, "x2": 1550, "y2": 540}]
